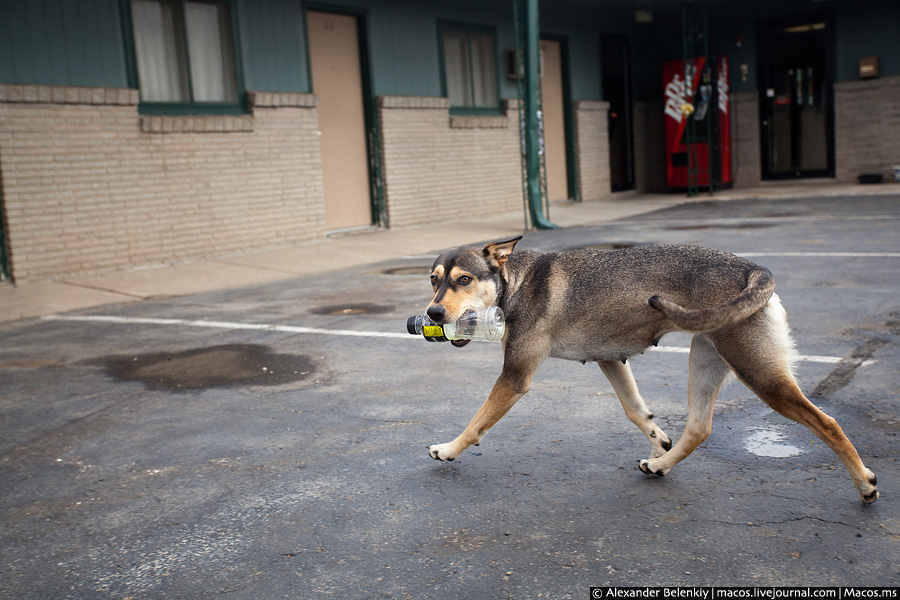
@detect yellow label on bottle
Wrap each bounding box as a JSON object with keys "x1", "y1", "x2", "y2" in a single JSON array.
[{"x1": 423, "y1": 325, "x2": 444, "y2": 337}]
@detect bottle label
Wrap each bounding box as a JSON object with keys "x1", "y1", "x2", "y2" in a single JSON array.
[{"x1": 423, "y1": 325, "x2": 445, "y2": 337}]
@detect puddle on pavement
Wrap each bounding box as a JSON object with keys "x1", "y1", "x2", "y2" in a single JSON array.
[
  {"x1": 99, "y1": 344, "x2": 315, "y2": 392},
  {"x1": 379, "y1": 265, "x2": 432, "y2": 276},
  {"x1": 309, "y1": 302, "x2": 393, "y2": 316},
  {"x1": 0, "y1": 358, "x2": 61, "y2": 369},
  {"x1": 668, "y1": 223, "x2": 775, "y2": 231},
  {"x1": 568, "y1": 242, "x2": 640, "y2": 251},
  {"x1": 744, "y1": 411, "x2": 805, "y2": 458}
]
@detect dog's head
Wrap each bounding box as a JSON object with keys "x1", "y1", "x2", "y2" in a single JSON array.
[{"x1": 425, "y1": 237, "x2": 521, "y2": 336}]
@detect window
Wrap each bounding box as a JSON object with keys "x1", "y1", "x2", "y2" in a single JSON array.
[
  {"x1": 128, "y1": 0, "x2": 242, "y2": 113},
  {"x1": 440, "y1": 23, "x2": 499, "y2": 113}
]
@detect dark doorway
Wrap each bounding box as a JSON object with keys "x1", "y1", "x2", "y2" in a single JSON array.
[
  {"x1": 0, "y1": 184, "x2": 8, "y2": 281},
  {"x1": 601, "y1": 34, "x2": 634, "y2": 191},
  {"x1": 758, "y1": 14, "x2": 835, "y2": 179}
]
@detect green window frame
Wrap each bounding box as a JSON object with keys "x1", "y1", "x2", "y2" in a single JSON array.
[
  {"x1": 121, "y1": 0, "x2": 246, "y2": 115},
  {"x1": 438, "y1": 21, "x2": 502, "y2": 115}
]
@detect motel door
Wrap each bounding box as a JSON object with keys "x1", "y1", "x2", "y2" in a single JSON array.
[
  {"x1": 758, "y1": 16, "x2": 834, "y2": 179},
  {"x1": 308, "y1": 11, "x2": 372, "y2": 230},
  {"x1": 540, "y1": 39, "x2": 570, "y2": 202}
]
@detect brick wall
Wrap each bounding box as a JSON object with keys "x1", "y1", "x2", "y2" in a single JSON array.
[
  {"x1": 0, "y1": 84, "x2": 325, "y2": 281},
  {"x1": 573, "y1": 101, "x2": 610, "y2": 201},
  {"x1": 835, "y1": 75, "x2": 900, "y2": 182},
  {"x1": 730, "y1": 91, "x2": 761, "y2": 187},
  {"x1": 377, "y1": 96, "x2": 523, "y2": 228}
]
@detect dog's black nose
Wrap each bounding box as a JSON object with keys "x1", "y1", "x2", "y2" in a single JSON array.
[{"x1": 426, "y1": 305, "x2": 446, "y2": 322}]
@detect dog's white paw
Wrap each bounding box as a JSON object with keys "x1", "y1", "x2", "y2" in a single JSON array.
[
  {"x1": 428, "y1": 443, "x2": 458, "y2": 462},
  {"x1": 638, "y1": 458, "x2": 668, "y2": 477},
  {"x1": 860, "y1": 468, "x2": 879, "y2": 504}
]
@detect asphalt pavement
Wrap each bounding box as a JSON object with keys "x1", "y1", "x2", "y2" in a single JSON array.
[{"x1": 2, "y1": 192, "x2": 899, "y2": 598}]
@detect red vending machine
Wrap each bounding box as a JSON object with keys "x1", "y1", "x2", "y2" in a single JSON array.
[{"x1": 663, "y1": 56, "x2": 732, "y2": 190}]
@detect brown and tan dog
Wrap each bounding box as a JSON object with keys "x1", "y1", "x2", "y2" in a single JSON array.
[{"x1": 421, "y1": 237, "x2": 879, "y2": 504}]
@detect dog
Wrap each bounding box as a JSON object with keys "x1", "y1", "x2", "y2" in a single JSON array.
[{"x1": 421, "y1": 237, "x2": 879, "y2": 504}]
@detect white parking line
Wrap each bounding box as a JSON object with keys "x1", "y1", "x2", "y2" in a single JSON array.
[
  {"x1": 739, "y1": 252, "x2": 900, "y2": 258},
  {"x1": 42, "y1": 314, "x2": 410, "y2": 339},
  {"x1": 41, "y1": 314, "x2": 876, "y2": 366}
]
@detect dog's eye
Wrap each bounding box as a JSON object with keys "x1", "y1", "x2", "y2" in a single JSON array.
[
  {"x1": 430, "y1": 275, "x2": 439, "y2": 286},
  {"x1": 457, "y1": 275, "x2": 472, "y2": 285}
]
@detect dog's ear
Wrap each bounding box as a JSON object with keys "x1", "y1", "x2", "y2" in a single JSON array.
[{"x1": 483, "y1": 236, "x2": 522, "y2": 268}]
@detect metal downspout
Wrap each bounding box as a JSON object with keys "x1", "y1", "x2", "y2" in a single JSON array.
[{"x1": 522, "y1": 0, "x2": 557, "y2": 229}]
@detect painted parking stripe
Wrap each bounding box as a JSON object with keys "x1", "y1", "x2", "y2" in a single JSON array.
[
  {"x1": 41, "y1": 314, "x2": 875, "y2": 366},
  {"x1": 42, "y1": 314, "x2": 411, "y2": 339},
  {"x1": 739, "y1": 252, "x2": 900, "y2": 258}
]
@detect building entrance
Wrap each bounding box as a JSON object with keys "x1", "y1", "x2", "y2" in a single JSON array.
[
  {"x1": 308, "y1": 10, "x2": 373, "y2": 230},
  {"x1": 758, "y1": 15, "x2": 834, "y2": 179}
]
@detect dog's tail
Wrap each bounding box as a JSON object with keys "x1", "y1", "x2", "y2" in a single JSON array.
[{"x1": 648, "y1": 267, "x2": 775, "y2": 332}]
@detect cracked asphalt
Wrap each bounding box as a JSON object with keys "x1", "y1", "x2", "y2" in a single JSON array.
[{"x1": 2, "y1": 195, "x2": 899, "y2": 598}]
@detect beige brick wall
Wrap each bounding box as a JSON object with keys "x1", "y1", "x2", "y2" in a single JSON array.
[
  {"x1": 835, "y1": 75, "x2": 900, "y2": 182},
  {"x1": 377, "y1": 96, "x2": 523, "y2": 229},
  {"x1": 573, "y1": 101, "x2": 610, "y2": 202},
  {"x1": 0, "y1": 84, "x2": 325, "y2": 281}
]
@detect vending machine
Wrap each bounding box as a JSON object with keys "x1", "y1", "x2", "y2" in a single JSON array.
[{"x1": 663, "y1": 56, "x2": 732, "y2": 191}]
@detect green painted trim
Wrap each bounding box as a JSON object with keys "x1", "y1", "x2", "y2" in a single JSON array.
[
  {"x1": 299, "y1": 2, "x2": 313, "y2": 94},
  {"x1": 437, "y1": 19, "x2": 503, "y2": 115},
  {"x1": 119, "y1": 0, "x2": 139, "y2": 89},
  {"x1": 228, "y1": 0, "x2": 247, "y2": 112},
  {"x1": 137, "y1": 103, "x2": 247, "y2": 115},
  {"x1": 120, "y1": 0, "x2": 248, "y2": 115}
]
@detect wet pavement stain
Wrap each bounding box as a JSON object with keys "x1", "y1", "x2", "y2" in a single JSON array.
[
  {"x1": 98, "y1": 344, "x2": 315, "y2": 392},
  {"x1": 309, "y1": 302, "x2": 393, "y2": 316},
  {"x1": 378, "y1": 265, "x2": 432, "y2": 276},
  {"x1": 568, "y1": 242, "x2": 641, "y2": 251},
  {"x1": 667, "y1": 222, "x2": 776, "y2": 231}
]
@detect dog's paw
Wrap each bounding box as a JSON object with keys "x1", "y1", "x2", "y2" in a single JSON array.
[
  {"x1": 860, "y1": 469, "x2": 879, "y2": 504},
  {"x1": 638, "y1": 459, "x2": 666, "y2": 477},
  {"x1": 648, "y1": 429, "x2": 672, "y2": 459},
  {"x1": 428, "y1": 443, "x2": 458, "y2": 462}
]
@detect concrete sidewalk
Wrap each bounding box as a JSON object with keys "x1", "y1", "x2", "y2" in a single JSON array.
[{"x1": 1, "y1": 180, "x2": 897, "y2": 323}]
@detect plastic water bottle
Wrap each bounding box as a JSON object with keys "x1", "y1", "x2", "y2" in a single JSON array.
[{"x1": 406, "y1": 306, "x2": 505, "y2": 342}]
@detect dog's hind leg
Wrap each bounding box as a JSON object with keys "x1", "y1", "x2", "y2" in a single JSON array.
[
  {"x1": 745, "y1": 373, "x2": 878, "y2": 503},
  {"x1": 639, "y1": 334, "x2": 732, "y2": 476},
  {"x1": 599, "y1": 360, "x2": 672, "y2": 459},
  {"x1": 709, "y1": 299, "x2": 879, "y2": 504}
]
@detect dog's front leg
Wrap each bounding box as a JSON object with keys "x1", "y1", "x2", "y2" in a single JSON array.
[
  {"x1": 598, "y1": 360, "x2": 672, "y2": 459},
  {"x1": 428, "y1": 368, "x2": 533, "y2": 462}
]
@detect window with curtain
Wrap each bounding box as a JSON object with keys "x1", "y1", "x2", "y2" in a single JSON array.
[
  {"x1": 130, "y1": 0, "x2": 240, "y2": 110},
  {"x1": 441, "y1": 25, "x2": 499, "y2": 112}
]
